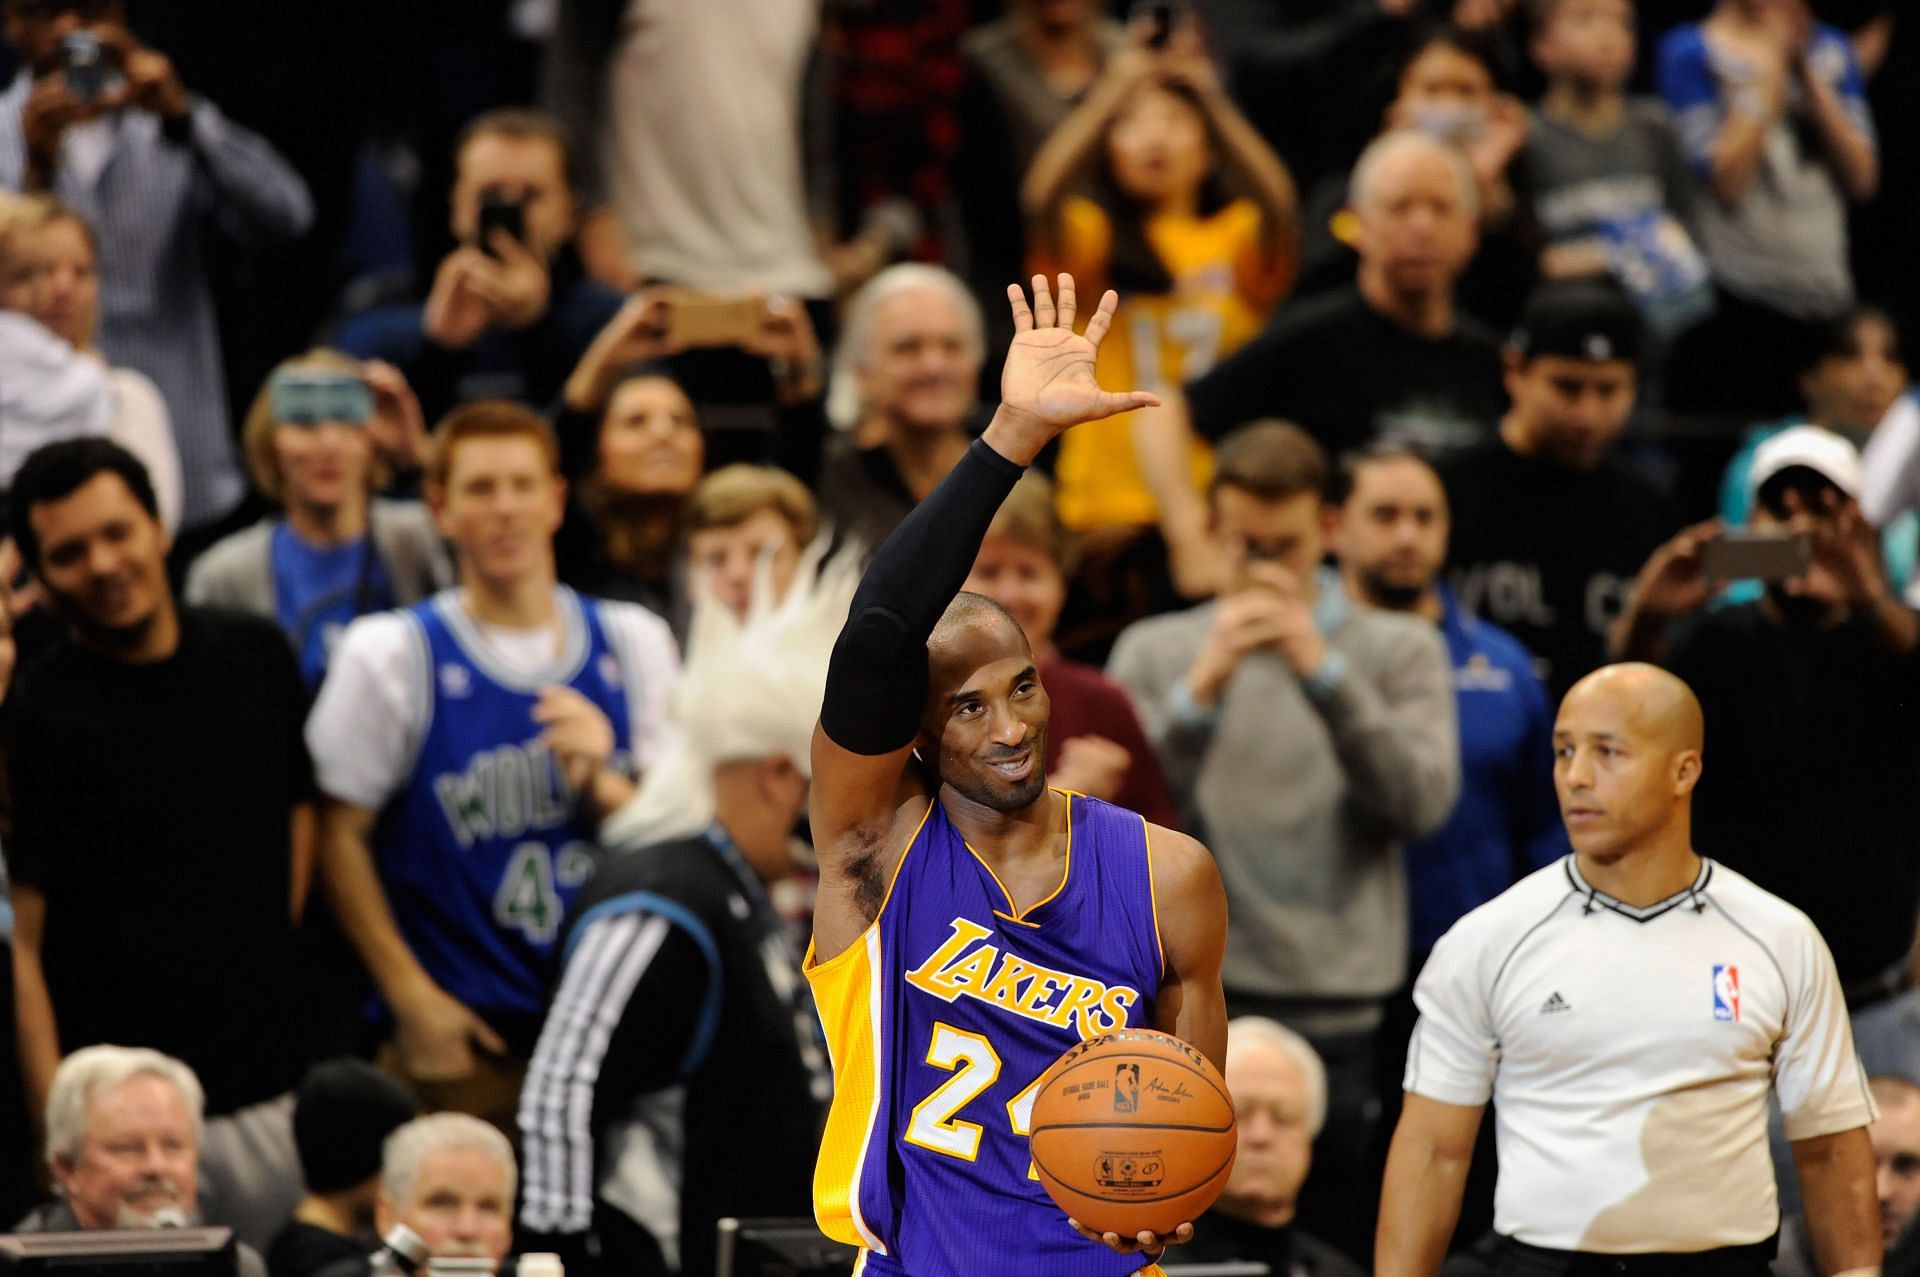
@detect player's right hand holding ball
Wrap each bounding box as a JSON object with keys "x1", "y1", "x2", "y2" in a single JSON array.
[{"x1": 1068, "y1": 1218, "x2": 1196, "y2": 1258}]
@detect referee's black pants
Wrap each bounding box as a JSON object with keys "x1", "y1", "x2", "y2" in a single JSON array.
[{"x1": 1495, "y1": 1236, "x2": 1776, "y2": 1277}]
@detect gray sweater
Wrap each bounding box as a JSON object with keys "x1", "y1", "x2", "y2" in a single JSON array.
[
  {"x1": 183, "y1": 500, "x2": 453, "y2": 618},
  {"x1": 1107, "y1": 578, "x2": 1459, "y2": 1003}
]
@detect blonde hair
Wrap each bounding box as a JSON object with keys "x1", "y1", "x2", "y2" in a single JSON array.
[
  {"x1": 684, "y1": 464, "x2": 818, "y2": 545},
  {"x1": 242, "y1": 348, "x2": 388, "y2": 503},
  {"x1": 985, "y1": 472, "x2": 1071, "y2": 571}
]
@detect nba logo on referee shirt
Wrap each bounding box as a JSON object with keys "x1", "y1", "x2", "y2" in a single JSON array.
[{"x1": 1712, "y1": 965, "x2": 1741, "y2": 1022}]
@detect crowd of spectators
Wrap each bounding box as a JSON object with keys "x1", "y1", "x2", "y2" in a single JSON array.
[{"x1": 2, "y1": 0, "x2": 1919, "y2": 1272}]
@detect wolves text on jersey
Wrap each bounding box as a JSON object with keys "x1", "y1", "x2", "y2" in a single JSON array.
[
  {"x1": 905, "y1": 917, "x2": 1141, "y2": 1040},
  {"x1": 432, "y1": 739, "x2": 620, "y2": 849}
]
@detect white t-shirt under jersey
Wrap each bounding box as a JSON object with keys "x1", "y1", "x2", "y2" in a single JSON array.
[
  {"x1": 307, "y1": 588, "x2": 679, "y2": 810},
  {"x1": 1407, "y1": 856, "x2": 1873, "y2": 1254}
]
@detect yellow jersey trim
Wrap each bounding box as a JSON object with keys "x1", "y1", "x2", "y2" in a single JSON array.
[
  {"x1": 805, "y1": 799, "x2": 936, "y2": 977},
  {"x1": 962, "y1": 789, "x2": 1075, "y2": 924},
  {"x1": 1143, "y1": 815, "x2": 1167, "y2": 980}
]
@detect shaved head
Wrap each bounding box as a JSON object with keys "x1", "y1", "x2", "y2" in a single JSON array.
[
  {"x1": 1553, "y1": 662, "x2": 1704, "y2": 865},
  {"x1": 1563, "y1": 663, "x2": 1704, "y2": 755},
  {"x1": 921, "y1": 592, "x2": 1048, "y2": 813}
]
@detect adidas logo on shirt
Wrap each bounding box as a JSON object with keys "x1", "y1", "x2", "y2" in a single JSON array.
[{"x1": 1539, "y1": 991, "x2": 1571, "y2": 1014}]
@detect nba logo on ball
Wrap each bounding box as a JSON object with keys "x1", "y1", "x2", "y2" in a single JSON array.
[{"x1": 1712, "y1": 964, "x2": 1740, "y2": 1022}]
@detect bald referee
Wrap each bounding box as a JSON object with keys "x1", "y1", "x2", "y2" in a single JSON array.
[{"x1": 1377, "y1": 663, "x2": 1880, "y2": 1277}]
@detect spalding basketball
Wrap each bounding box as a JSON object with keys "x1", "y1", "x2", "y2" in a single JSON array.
[{"x1": 1028, "y1": 1028, "x2": 1237, "y2": 1237}]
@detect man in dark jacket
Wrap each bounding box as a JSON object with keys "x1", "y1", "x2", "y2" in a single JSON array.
[{"x1": 514, "y1": 549, "x2": 854, "y2": 1276}]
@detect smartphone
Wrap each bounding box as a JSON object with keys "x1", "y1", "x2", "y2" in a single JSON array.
[
  {"x1": 665, "y1": 295, "x2": 771, "y2": 349},
  {"x1": 61, "y1": 31, "x2": 107, "y2": 104},
  {"x1": 270, "y1": 371, "x2": 374, "y2": 427},
  {"x1": 1701, "y1": 531, "x2": 1812, "y2": 581},
  {"x1": 476, "y1": 193, "x2": 526, "y2": 257},
  {"x1": 1136, "y1": 0, "x2": 1179, "y2": 47}
]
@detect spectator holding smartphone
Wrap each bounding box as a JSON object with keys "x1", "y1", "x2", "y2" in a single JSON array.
[
  {"x1": 1023, "y1": 18, "x2": 1298, "y2": 537},
  {"x1": 0, "y1": 0, "x2": 315, "y2": 531},
  {"x1": 185, "y1": 351, "x2": 454, "y2": 690},
  {"x1": 1612, "y1": 425, "x2": 1920, "y2": 996},
  {"x1": 335, "y1": 109, "x2": 623, "y2": 428}
]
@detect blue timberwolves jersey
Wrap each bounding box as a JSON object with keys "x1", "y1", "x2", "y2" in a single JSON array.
[
  {"x1": 807, "y1": 792, "x2": 1164, "y2": 1277},
  {"x1": 378, "y1": 588, "x2": 634, "y2": 1019}
]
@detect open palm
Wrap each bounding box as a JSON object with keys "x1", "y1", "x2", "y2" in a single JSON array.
[{"x1": 1001, "y1": 275, "x2": 1159, "y2": 438}]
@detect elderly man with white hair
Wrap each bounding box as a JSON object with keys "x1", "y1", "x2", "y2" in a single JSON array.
[
  {"x1": 17, "y1": 1046, "x2": 267, "y2": 1277},
  {"x1": 815, "y1": 264, "x2": 986, "y2": 549},
  {"x1": 516, "y1": 546, "x2": 855, "y2": 1277},
  {"x1": 1177, "y1": 1018, "x2": 1365, "y2": 1276},
  {"x1": 375, "y1": 1113, "x2": 516, "y2": 1266}
]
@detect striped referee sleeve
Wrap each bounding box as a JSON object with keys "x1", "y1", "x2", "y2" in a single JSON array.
[{"x1": 519, "y1": 912, "x2": 674, "y2": 1233}]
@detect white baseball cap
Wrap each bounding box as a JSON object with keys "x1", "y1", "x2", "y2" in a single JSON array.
[{"x1": 1747, "y1": 425, "x2": 1862, "y2": 503}]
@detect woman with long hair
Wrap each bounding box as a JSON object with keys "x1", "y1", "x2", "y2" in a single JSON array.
[{"x1": 1022, "y1": 22, "x2": 1299, "y2": 539}]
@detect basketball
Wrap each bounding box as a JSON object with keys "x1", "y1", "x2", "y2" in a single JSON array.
[{"x1": 1028, "y1": 1028, "x2": 1237, "y2": 1238}]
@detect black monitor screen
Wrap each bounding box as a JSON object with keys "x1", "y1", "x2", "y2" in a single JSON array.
[{"x1": 0, "y1": 1228, "x2": 240, "y2": 1276}]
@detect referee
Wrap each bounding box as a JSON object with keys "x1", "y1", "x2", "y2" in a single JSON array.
[{"x1": 1377, "y1": 663, "x2": 1879, "y2": 1277}]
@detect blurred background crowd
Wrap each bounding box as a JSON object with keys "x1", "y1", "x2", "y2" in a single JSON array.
[{"x1": 2, "y1": 0, "x2": 1919, "y2": 1273}]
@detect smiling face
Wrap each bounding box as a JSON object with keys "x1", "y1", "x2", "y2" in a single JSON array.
[
  {"x1": 54, "y1": 1073, "x2": 198, "y2": 1231},
  {"x1": 922, "y1": 601, "x2": 1050, "y2": 814},
  {"x1": 963, "y1": 531, "x2": 1066, "y2": 656},
  {"x1": 29, "y1": 470, "x2": 172, "y2": 644},
  {"x1": 598, "y1": 376, "x2": 704, "y2": 497},
  {"x1": 857, "y1": 286, "x2": 980, "y2": 436},
  {"x1": 432, "y1": 435, "x2": 566, "y2": 589}
]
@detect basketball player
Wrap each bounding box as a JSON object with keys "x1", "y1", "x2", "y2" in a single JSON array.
[
  {"x1": 1377, "y1": 664, "x2": 1879, "y2": 1277},
  {"x1": 807, "y1": 275, "x2": 1230, "y2": 1277},
  {"x1": 307, "y1": 402, "x2": 678, "y2": 1126}
]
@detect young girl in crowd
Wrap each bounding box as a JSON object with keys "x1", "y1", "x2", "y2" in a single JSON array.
[{"x1": 1022, "y1": 23, "x2": 1298, "y2": 537}]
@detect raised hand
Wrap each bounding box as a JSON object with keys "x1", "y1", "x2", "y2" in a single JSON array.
[
  {"x1": 987, "y1": 274, "x2": 1160, "y2": 467},
  {"x1": 1625, "y1": 518, "x2": 1723, "y2": 621}
]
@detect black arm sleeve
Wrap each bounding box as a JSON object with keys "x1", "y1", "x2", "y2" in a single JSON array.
[{"x1": 820, "y1": 437, "x2": 1026, "y2": 755}]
